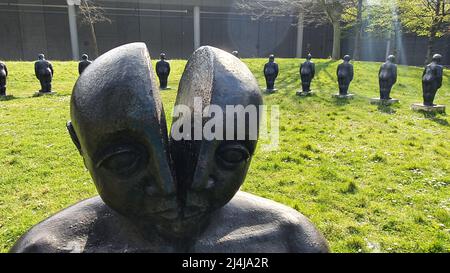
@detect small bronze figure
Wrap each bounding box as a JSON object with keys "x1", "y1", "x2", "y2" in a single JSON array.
[
  {"x1": 0, "y1": 61, "x2": 7, "y2": 96},
  {"x1": 156, "y1": 53, "x2": 171, "y2": 90},
  {"x1": 263, "y1": 54, "x2": 279, "y2": 92},
  {"x1": 378, "y1": 55, "x2": 398, "y2": 100},
  {"x1": 422, "y1": 54, "x2": 443, "y2": 106},
  {"x1": 34, "y1": 54, "x2": 54, "y2": 94},
  {"x1": 299, "y1": 53, "x2": 315, "y2": 93},
  {"x1": 336, "y1": 55, "x2": 354, "y2": 96},
  {"x1": 78, "y1": 54, "x2": 92, "y2": 75}
]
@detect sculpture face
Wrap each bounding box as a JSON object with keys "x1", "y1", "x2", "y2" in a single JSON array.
[
  {"x1": 82, "y1": 54, "x2": 88, "y2": 60},
  {"x1": 170, "y1": 46, "x2": 262, "y2": 228},
  {"x1": 343, "y1": 55, "x2": 351, "y2": 62},
  {"x1": 38, "y1": 54, "x2": 45, "y2": 60},
  {"x1": 69, "y1": 43, "x2": 262, "y2": 238},
  {"x1": 69, "y1": 43, "x2": 178, "y2": 229},
  {"x1": 160, "y1": 53, "x2": 166, "y2": 60},
  {"x1": 306, "y1": 54, "x2": 312, "y2": 61},
  {"x1": 269, "y1": 55, "x2": 275, "y2": 62}
]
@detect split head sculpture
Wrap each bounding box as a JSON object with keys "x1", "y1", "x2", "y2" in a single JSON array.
[
  {"x1": 264, "y1": 54, "x2": 279, "y2": 91},
  {"x1": 422, "y1": 54, "x2": 443, "y2": 106},
  {"x1": 156, "y1": 52, "x2": 171, "y2": 89},
  {"x1": 337, "y1": 55, "x2": 354, "y2": 95},
  {"x1": 11, "y1": 43, "x2": 328, "y2": 253},
  {"x1": 300, "y1": 53, "x2": 315, "y2": 93},
  {"x1": 78, "y1": 54, "x2": 92, "y2": 75},
  {"x1": 378, "y1": 55, "x2": 398, "y2": 100},
  {"x1": 0, "y1": 61, "x2": 7, "y2": 96},
  {"x1": 34, "y1": 54, "x2": 54, "y2": 93}
]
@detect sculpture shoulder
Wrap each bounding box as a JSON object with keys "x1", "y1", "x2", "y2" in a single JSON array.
[
  {"x1": 10, "y1": 196, "x2": 113, "y2": 253},
  {"x1": 194, "y1": 191, "x2": 329, "y2": 253}
]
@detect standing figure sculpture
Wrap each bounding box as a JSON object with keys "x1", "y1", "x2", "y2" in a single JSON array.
[
  {"x1": 422, "y1": 54, "x2": 443, "y2": 106},
  {"x1": 412, "y1": 54, "x2": 446, "y2": 113},
  {"x1": 379, "y1": 55, "x2": 398, "y2": 100},
  {"x1": 156, "y1": 53, "x2": 171, "y2": 90},
  {"x1": 263, "y1": 54, "x2": 279, "y2": 92},
  {"x1": 0, "y1": 61, "x2": 7, "y2": 96},
  {"x1": 78, "y1": 54, "x2": 92, "y2": 75},
  {"x1": 10, "y1": 43, "x2": 329, "y2": 253},
  {"x1": 371, "y1": 55, "x2": 399, "y2": 105},
  {"x1": 34, "y1": 54, "x2": 54, "y2": 94},
  {"x1": 298, "y1": 54, "x2": 315, "y2": 96},
  {"x1": 335, "y1": 55, "x2": 354, "y2": 98}
]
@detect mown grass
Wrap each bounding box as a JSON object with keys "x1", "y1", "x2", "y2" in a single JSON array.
[{"x1": 0, "y1": 58, "x2": 449, "y2": 253}]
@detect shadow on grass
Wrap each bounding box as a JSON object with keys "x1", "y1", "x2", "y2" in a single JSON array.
[
  {"x1": 0, "y1": 95, "x2": 16, "y2": 101},
  {"x1": 332, "y1": 97, "x2": 352, "y2": 106},
  {"x1": 422, "y1": 112, "x2": 449, "y2": 126},
  {"x1": 377, "y1": 105, "x2": 397, "y2": 114},
  {"x1": 315, "y1": 60, "x2": 339, "y2": 82}
]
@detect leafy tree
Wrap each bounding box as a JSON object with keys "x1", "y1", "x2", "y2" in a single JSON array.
[
  {"x1": 235, "y1": 0, "x2": 357, "y2": 60},
  {"x1": 397, "y1": 0, "x2": 450, "y2": 63}
]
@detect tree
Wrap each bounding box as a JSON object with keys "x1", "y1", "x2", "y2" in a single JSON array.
[
  {"x1": 397, "y1": 0, "x2": 450, "y2": 63},
  {"x1": 79, "y1": 0, "x2": 111, "y2": 58},
  {"x1": 353, "y1": 0, "x2": 364, "y2": 61},
  {"x1": 235, "y1": 0, "x2": 357, "y2": 60}
]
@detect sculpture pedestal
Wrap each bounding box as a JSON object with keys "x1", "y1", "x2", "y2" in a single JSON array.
[
  {"x1": 34, "y1": 91, "x2": 57, "y2": 97},
  {"x1": 370, "y1": 98, "x2": 399, "y2": 105},
  {"x1": 411, "y1": 103, "x2": 446, "y2": 113},
  {"x1": 265, "y1": 89, "x2": 277, "y2": 94},
  {"x1": 296, "y1": 91, "x2": 314, "y2": 97},
  {"x1": 333, "y1": 94, "x2": 354, "y2": 99},
  {"x1": 160, "y1": 86, "x2": 172, "y2": 90}
]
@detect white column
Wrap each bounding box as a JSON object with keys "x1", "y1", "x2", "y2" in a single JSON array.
[
  {"x1": 193, "y1": 6, "x2": 200, "y2": 50},
  {"x1": 67, "y1": 0, "x2": 80, "y2": 60},
  {"x1": 296, "y1": 11, "x2": 304, "y2": 58}
]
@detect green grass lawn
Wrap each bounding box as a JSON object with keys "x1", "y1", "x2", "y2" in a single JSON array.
[{"x1": 0, "y1": 58, "x2": 449, "y2": 253}]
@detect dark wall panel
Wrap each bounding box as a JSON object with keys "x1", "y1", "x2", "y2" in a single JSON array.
[
  {"x1": 0, "y1": 0, "x2": 448, "y2": 64},
  {"x1": 0, "y1": 2, "x2": 23, "y2": 60},
  {"x1": 18, "y1": 0, "x2": 48, "y2": 60}
]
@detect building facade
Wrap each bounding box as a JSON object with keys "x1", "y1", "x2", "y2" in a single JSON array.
[{"x1": 0, "y1": 0, "x2": 448, "y2": 65}]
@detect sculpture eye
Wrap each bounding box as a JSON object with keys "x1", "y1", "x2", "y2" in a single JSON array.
[
  {"x1": 216, "y1": 143, "x2": 250, "y2": 167},
  {"x1": 98, "y1": 148, "x2": 142, "y2": 176}
]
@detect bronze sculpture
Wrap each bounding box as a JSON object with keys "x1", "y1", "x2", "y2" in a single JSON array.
[
  {"x1": 422, "y1": 54, "x2": 444, "y2": 106},
  {"x1": 0, "y1": 61, "x2": 7, "y2": 96},
  {"x1": 10, "y1": 43, "x2": 328, "y2": 253},
  {"x1": 335, "y1": 55, "x2": 354, "y2": 99},
  {"x1": 370, "y1": 55, "x2": 399, "y2": 105},
  {"x1": 232, "y1": 51, "x2": 239, "y2": 58},
  {"x1": 297, "y1": 54, "x2": 315, "y2": 96},
  {"x1": 78, "y1": 54, "x2": 92, "y2": 75},
  {"x1": 156, "y1": 53, "x2": 171, "y2": 90},
  {"x1": 34, "y1": 54, "x2": 54, "y2": 94},
  {"x1": 411, "y1": 54, "x2": 446, "y2": 113},
  {"x1": 379, "y1": 55, "x2": 397, "y2": 100},
  {"x1": 263, "y1": 54, "x2": 279, "y2": 92}
]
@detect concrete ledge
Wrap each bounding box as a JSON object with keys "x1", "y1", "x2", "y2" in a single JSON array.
[
  {"x1": 333, "y1": 94, "x2": 354, "y2": 99},
  {"x1": 264, "y1": 88, "x2": 278, "y2": 94},
  {"x1": 34, "y1": 91, "x2": 57, "y2": 97},
  {"x1": 296, "y1": 91, "x2": 314, "y2": 97},
  {"x1": 370, "y1": 98, "x2": 399, "y2": 105},
  {"x1": 411, "y1": 103, "x2": 446, "y2": 113},
  {"x1": 160, "y1": 87, "x2": 172, "y2": 90}
]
